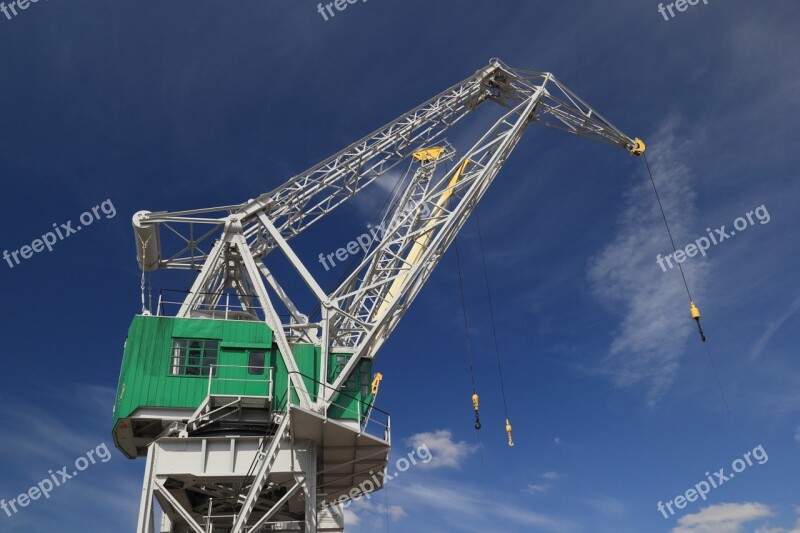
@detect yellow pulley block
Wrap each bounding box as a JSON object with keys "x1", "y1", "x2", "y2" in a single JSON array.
[
  {"x1": 690, "y1": 301, "x2": 707, "y2": 342},
  {"x1": 629, "y1": 138, "x2": 646, "y2": 156},
  {"x1": 371, "y1": 373, "x2": 383, "y2": 395},
  {"x1": 690, "y1": 301, "x2": 701, "y2": 320},
  {"x1": 505, "y1": 418, "x2": 514, "y2": 447},
  {"x1": 472, "y1": 393, "x2": 482, "y2": 430}
]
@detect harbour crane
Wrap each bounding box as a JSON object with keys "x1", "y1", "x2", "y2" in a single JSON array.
[{"x1": 113, "y1": 58, "x2": 644, "y2": 533}]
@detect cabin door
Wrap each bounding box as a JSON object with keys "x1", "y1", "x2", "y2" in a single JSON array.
[{"x1": 214, "y1": 348, "x2": 269, "y2": 397}]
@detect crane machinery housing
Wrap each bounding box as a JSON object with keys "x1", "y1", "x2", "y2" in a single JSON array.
[{"x1": 113, "y1": 58, "x2": 644, "y2": 533}]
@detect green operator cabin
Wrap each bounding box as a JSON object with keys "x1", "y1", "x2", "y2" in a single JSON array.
[{"x1": 112, "y1": 315, "x2": 373, "y2": 459}]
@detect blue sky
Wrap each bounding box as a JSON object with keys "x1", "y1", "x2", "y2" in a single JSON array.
[{"x1": 1, "y1": 1, "x2": 799, "y2": 531}]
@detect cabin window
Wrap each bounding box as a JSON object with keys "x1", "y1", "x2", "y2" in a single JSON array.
[
  {"x1": 332, "y1": 354, "x2": 360, "y2": 392},
  {"x1": 361, "y1": 367, "x2": 371, "y2": 398},
  {"x1": 170, "y1": 339, "x2": 219, "y2": 376},
  {"x1": 248, "y1": 351, "x2": 266, "y2": 375}
]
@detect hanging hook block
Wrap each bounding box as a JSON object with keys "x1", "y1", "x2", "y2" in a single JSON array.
[
  {"x1": 472, "y1": 394, "x2": 482, "y2": 430},
  {"x1": 505, "y1": 418, "x2": 514, "y2": 447}
]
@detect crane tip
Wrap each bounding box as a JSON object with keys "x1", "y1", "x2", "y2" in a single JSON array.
[{"x1": 629, "y1": 138, "x2": 646, "y2": 156}]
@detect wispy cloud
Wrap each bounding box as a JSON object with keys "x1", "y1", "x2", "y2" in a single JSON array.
[
  {"x1": 344, "y1": 465, "x2": 574, "y2": 533},
  {"x1": 583, "y1": 496, "x2": 625, "y2": 517},
  {"x1": 524, "y1": 471, "x2": 563, "y2": 495},
  {"x1": 347, "y1": 499, "x2": 407, "y2": 529},
  {"x1": 343, "y1": 507, "x2": 361, "y2": 525},
  {"x1": 671, "y1": 502, "x2": 772, "y2": 533},
  {"x1": 751, "y1": 295, "x2": 800, "y2": 359},
  {"x1": 405, "y1": 429, "x2": 477, "y2": 470},
  {"x1": 756, "y1": 507, "x2": 800, "y2": 533},
  {"x1": 587, "y1": 116, "x2": 709, "y2": 404},
  {"x1": 0, "y1": 384, "x2": 116, "y2": 469},
  {"x1": 525, "y1": 483, "x2": 550, "y2": 494},
  {"x1": 352, "y1": 168, "x2": 409, "y2": 220},
  {"x1": 0, "y1": 384, "x2": 140, "y2": 531},
  {"x1": 396, "y1": 479, "x2": 575, "y2": 532}
]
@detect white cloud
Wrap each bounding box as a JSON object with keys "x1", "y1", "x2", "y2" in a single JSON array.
[
  {"x1": 524, "y1": 472, "x2": 562, "y2": 494},
  {"x1": 756, "y1": 506, "x2": 800, "y2": 533},
  {"x1": 584, "y1": 496, "x2": 625, "y2": 517},
  {"x1": 343, "y1": 507, "x2": 361, "y2": 525},
  {"x1": 397, "y1": 479, "x2": 573, "y2": 532},
  {"x1": 386, "y1": 505, "x2": 408, "y2": 520},
  {"x1": 525, "y1": 483, "x2": 550, "y2": 494},
  {"x1": 405, "y1": 429, "x2": 476, "y2": 469},
  {"x1": 0, "y1": 384, "x2": 117, "y2": 467},
  {"x1": 345, "y1": 499, "x2": 406, "y2": 530},
  {"x1": 758, "y1": 527, "x2": 800, "y2": 533},
  {"x1": 587, "y1": 116, "x2": 709, "y2": 404},
  {"x1": 0, "y1": 384, "x2": 141, "y2": 530},
  {"x1": 671, "y1": 502, "x2": 772, "y2": 533},
  {"x1": 751, "y1": 296, "x2": 800, "y2": 359},
  {"x1": 353, "y1": 169, "x2": 408, "y2": 219}
]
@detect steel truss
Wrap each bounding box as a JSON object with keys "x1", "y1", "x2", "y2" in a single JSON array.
[{"x1": 131, "y1": 59, "x2": 642, "y2": 532}]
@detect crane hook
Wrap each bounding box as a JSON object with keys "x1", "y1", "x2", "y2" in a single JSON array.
[
  {"x1": 690, "y1": 301, "x2": 706, "y2": 342},
  {"x1": 505, "y1": 418, "x2": 514, "y2": 447},
  {"x1": 472, "y1": 393, "x2": 482, "y2": 430}
]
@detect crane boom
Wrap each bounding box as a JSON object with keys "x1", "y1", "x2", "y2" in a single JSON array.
[
  {"x1": 121, "y1": 59, "x2": 645, "y2": 533},
  {"x1": 132, "y1": 59, "x2": 644, "y2": 410}
]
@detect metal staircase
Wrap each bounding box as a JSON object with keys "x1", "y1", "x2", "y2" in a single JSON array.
[{"x1": 232, "y1": 413, "x2": 290, "y2": 532}]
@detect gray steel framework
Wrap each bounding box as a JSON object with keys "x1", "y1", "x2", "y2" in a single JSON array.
[{"x1": 131, "y1": 59, "x2": 642, "y2": 532}]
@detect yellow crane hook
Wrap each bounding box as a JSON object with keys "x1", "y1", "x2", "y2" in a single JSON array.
[
  {"x1": 472, "y1": 393, "x2": 482, "y2": 430},
  {"x1": 505, "y1": 418, "x2": 514, "y2": 447},
  {"x1": 690, "y1": 301, "x2": 706, "y2": 342}
]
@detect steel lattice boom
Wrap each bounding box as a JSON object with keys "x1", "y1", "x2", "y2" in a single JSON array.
[{"x1": 125, "y1": 59, "x2": 643, "y2": 533}]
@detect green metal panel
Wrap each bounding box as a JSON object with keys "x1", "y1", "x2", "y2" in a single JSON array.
[
  {"x1": 113, "y1": 316, "x2": 275, "y2": 423},
  {"x1": 294, "y1": 344, "x2": 320, "y2": 403},
  {"x1": 270, "y1": 344, "x2": 321, "y2": 410},
  {"x1": 112, "y1": 315, "x2": 372, "y2": 429},
  {"x1": 173, "y1": 319, "x2": 223, "y2": 339},
  {"x1": 327, "y1": 353, "x2": 373, "y2": 420},
  {"x1": 214, "y1": 348, "x2": 271, "y2": 397}
]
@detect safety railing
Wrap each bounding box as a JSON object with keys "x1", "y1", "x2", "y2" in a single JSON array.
[
  {"x1": 152, "y1": 290, "x2": 316, "y2": 342},
  {"x1": 156, "y1": 290, "x2": 274, "y2": 321},
  {"x1": 286, "y1": 371, "x2": 391, "y2": 444},
  {"x1": 207, "y1": 365, "x2": 274, "y2": 400}
]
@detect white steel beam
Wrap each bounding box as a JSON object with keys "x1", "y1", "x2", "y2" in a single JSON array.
[
  {"x1": 248, "y1": 481, "x2": 302, "y2": 532},
  {"x1": 154, "y1": 480, "x2": 206, "y2": 533},
  {"x1": 136, "y1": 444, "x2": 157, "y2": 533},
  {"x1": 231, "y1": 414, "x2": 290, "y2": 532},
  {"x1": 235, "y1": 235, "x2": 312, "y2": 408}
]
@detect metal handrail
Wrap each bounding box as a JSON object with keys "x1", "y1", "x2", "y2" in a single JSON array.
[
  {"x1": 286, "y1": 370, "x2": 391, "y2": 443},
  {"x1": 155, "y1": 289, "x2": 293, "y2": 320},
  {"x1": 207, "y1": 365, "x2": 274, "y2": 398}
]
